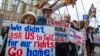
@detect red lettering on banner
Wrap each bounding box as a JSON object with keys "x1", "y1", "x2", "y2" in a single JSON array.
[
  {"x1": 77, "y1": 41, "x2": 81, "y2": 45},
  {"x1": 48, "y1": 19, "x2": 52, "y2": 25},
  {"x1": 75, "y1": 40, "x2": 81, "y2": 45},
  {"x1": 25, "y1": 32, "x2": 34, "y2": 40},
  {"x1": 34, "y1": 41, "x2": 54, "y2": 50},
  {"x1": 8, "y1": 32, "x2": 22, "y2": 39},
  {"x1": 74, "y1": 34, "x2": 81, "y2": 39},
  {"x1": 44, "y1": 33, "x2": 54, "y2": 41},
  {"x1": 48, "y1": 19, "x2": 69, "y2": 28},
  {"x1": 8, "y1": 47, "x2": 23, "y2": 56},
  {"x1": 36, "y1": 34, "x2": 42, "y2": 40}
]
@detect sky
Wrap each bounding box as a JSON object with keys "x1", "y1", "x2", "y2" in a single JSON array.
[{"x1": 0, "y1": 0, "x2": 100, "y2": 27}]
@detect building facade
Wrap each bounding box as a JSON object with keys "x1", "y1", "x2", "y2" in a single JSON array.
[
  {"x1": 0, "y1": 0, "x2": 60, "y2": 21},
  {"x1": 1, "y1": 0, "x2": 38, "y2": 21}
]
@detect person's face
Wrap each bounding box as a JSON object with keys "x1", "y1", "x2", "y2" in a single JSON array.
[
  {"x1": 44, "y1": 11, "x2": 52, "y2": 19},
  {"x1": 64, "y1": 16, "x2": 70, "y2": 22},
  {"x1": 24, "y1": 15, "x2": 35, "y2": 24}
]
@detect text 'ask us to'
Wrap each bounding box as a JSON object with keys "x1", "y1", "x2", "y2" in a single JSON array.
[{"x1": 8, "y1": 32, "x2": 55, "y2": 41}]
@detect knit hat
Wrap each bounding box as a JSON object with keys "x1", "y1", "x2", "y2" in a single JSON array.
[
  {"x1": 21, "y1": 12, "x2": 36, "y2": 24},
  {"x1": 22, "y1": 12, "x2": 36, "y2": 19}
]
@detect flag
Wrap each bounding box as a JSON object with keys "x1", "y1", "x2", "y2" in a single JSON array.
[{"x1": 88, "y1": 3, "x2": 96, "y2": 18}]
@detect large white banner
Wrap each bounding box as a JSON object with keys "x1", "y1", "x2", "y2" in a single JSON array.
[{"x1": 5, "y1": 23, "x2": 55, "y2": 56}]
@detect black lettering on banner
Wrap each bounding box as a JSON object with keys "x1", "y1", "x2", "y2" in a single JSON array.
[{"x1": 55, "y1": 26, "x2": 66, "y2": 32}]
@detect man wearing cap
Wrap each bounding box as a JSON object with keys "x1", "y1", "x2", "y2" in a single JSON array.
[
  {"x1": 0, "y1": 11, "x2": 36, "y2": 56},
  {"x1": 56, "y1": 14, "x2": 71, "y2": 56}
]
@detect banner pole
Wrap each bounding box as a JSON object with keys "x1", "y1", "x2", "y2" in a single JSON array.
[
  {"x1": 10, "y1": 0, "x2": 21, "y2": 22},
  {"x1": 66, "y1": 5, "x2": 69, "y2": 15},
  {"x1": 58, "y1": 10, "x2": 63, "y2": 20}
]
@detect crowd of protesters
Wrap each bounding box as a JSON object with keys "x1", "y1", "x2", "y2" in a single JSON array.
[{"x1": 0, "y1": 8, "x2": 100, "y2": 56}]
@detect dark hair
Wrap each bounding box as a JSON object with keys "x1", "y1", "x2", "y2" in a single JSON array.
[{"x1": 42, "y1": 8, "x2": 52, "y2": 14}]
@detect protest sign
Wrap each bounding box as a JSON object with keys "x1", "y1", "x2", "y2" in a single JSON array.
[
  {"x1": 80, "y1": 29, "x2": 87, "y2": 43},
  {"x1": 69, "y1": 28, "x2": 82, "y2": 46},
  {"x1": 5, "y1": 23, "x2": 55, "y2": 56},
  {"x1": 93, "y1": 26, "x2": 100, "y2": 43},
  {"x1": 47, "y1": 19, "x2": 70, "y2": 42},
  {"x1": 93, "y1": 33, "x2": 100, "y2": 43}
]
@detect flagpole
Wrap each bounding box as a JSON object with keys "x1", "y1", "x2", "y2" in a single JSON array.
[
  {"x1": 66, "y1": 5, "x2": 69, "y2": 15},
  {"x1": 75, "y1": 3, "x2": 80, "y2": 29},
  {"x1": 10, "y1": 0, "x2": 21, "y2": 22},
  {"x1": 80, "y1": 0, "x2": 86, "y2": 14},
  {"x1": 58, "y1": 10, "x2": 63, "y2": 20}
]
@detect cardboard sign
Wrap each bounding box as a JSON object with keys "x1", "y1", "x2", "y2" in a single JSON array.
[
  {"x1": 47, "y1": 19, "x2": 70, "y2": 42},
  {"x1": 69, "y1": 28, "x2": 82, "y2": 46},
  {"x1": 5, "y1": 23, "x2": 55, "y2": 56}
]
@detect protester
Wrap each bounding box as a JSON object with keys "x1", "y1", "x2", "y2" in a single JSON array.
[
  {"x1": 56, "y1": 14, "x2": 71, "y2": 56},
  {"x1": 86, "y1": 26, "x2": 95, "y2": 56},
  {"x1": 79, "y1": 20, "x2": 87, "y2": 56},
  {"x1": 71, "y1": 20, "x2": 79, "y2": 31},
  {"x1": 36, "y1": 8, "x2": 64, "y2": 56},
  {"x1": 0, "y1": 11, "x2": 36, "y2": 56},
  {"x1": 20, "y1": 12, "x2": 36, "y2": 24},
  {"x1": 56, "y1": 15, "x2": 79, "y2": 56},
  {"x1": 79, "y1": 20, "x2": 88, "y2": 29},
  {"x1": 64, "y1": 14, "x2": 71, "y2": 23},
  {"x1": 70, "y1": 20, "x2": 80, "y2": 56},
  {"x1": 92, "y1": 28, "x2": 100, "y2": 56},
  {"x1": 36, "y1": 8, "x2": 52, "y2": 25}
]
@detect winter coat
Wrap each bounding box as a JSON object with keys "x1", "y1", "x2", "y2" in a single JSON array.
[{"x1": 36, "y1": 16, "x2": 47, "y2": 25}]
